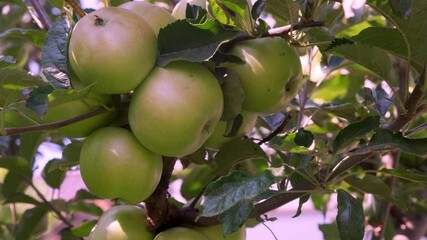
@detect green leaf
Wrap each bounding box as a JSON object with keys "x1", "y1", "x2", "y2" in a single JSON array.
[
  {"x1": 202, "y1": 167, "x2": 284, "y2": 216},
  {"x1": 157, "y1": 19, "x2": 240, "y2": 66},
  {"x1": 184, "y1": 146, "x2": 207, "y2": 165},
  {"x1": 367, "y1": 0, "x2": 427, "y2": 71},
  {"x1": 212, "y1": 138, "x2": 267, "y2": 175},
  {"x1": 19, "y1": 131, "x2": 45, "y2": 167},
  {"x1": 47, "y1": 141, "x2": 82, "y2": 173},
  {"x1": 320, "y1": 103, "x2": 359, "y2": 120},
  {"x1": 14, "y1": 206, "x2": 48, "y2": 240},
  {"x1": 251, "y1": 0, "x2": 266, "y2": 20},
  {"x1": 220, "y1": 70, "x2": 245, "y2": 121},
  {"x1": 71, "y1": 220, "x2": 97, "y2": 237},
  {"x1": 358, "y1": 129, "x2": 427, "y2": 157},
  {"x1": 0, "y1": 28, "x2": 46, "y2": 48},
  {"x1": 68, "y1": 201, "x2": 103, "y2": 216},
  {"x1": 42, "y1": 159, "x2": 66, "y2": 189},
  {"x1": 4, "y1": 193, "x2": 41, "y2": 206},
  {"x1": 294, "y1": 128, "x2": 314, "y2": 148},
  {"x1": 41, "y1": 14, "x2": 71, "y2": 89},
  {"x1": 336, "y1": 189, "x2": 365, "y2": 240},
  {"x1": 264, "y1": 0, "x2": 300, "y2": 23},
  {"x1": 344, "y1": 175, "x2": 393, "y2": 202},
  {"x1": 381, "y1": 169, "x2": 427, "y2": 186},
  {"x1": 207, "y1": 0, "x2": 251, "y2": 31},
  {"x1": 268, "y1": 133, "x2": 311, "y2": 154},
  {"x1": 73, "y1": 189, "x2": 100, "y2": 200},
  {"x1": 224, "y1": 114, "x2": 243, "y2": 137},
  {"x1": 3, "y1": 102, "x2": 43, "y2": 128},
  {"x1": 332, "y1": 43, "x2": 393, "y2": 81},
  {"x1": 0, "y1": 69, "x2": 45, "y2": 107},
  {"x1": 218, "y1": 202, "x2": 254, "y2": 236},
  {"x1": 332, "y1": 115, "x2": 380, "y2": 153},
  {"x1": 0, "y1": 56, "x2": 17, "y2": 68},
  {"x1": 319, "y1": 223, "x2": 340, "y2": 240},
  {"x1": 0, "y1": 157, "x2": 32, "y2": 177}
]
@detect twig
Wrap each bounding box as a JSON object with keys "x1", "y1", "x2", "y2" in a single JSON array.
[
  {"x1": 27, "y1": 0, "x2": 52, "y2": 29},
  {"x1": 258, "y1": 113, "x2": 292, "y2": 145},
  {"x1": 144, "y1": 157, "x2": 177, "y2": 232},
  {"x1": 23, "y1": 177, "x2": 74, "y2": 228},
  {"x1": 388, "y1": 62, "x2": 426, "y2": 131},
  {"x1": 264, "y1": 21, "x2": 324, "y2": 37},
  {"x1": 65, "y1": 0, "x2": 86, "y2": 18},
  {"x1": 1, "y1": 107, "x2": 107, "y2": 136}
]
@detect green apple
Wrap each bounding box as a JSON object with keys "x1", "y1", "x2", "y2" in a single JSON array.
[
  {"x1": 154, "y1": 227, "x2": 207, "y2": 240},
  {"x1": 119, "y1": 1, "x2": 176, "y2": 35},
  {"x1": 196, "y1": 224, "x2": 246, "y2": 240},
  {"x1": 227, "y1": 37, "x2": 302, "y2": 114},
  {"x1": 79, "y1": 127, "x2": 163, "y2": 203},
  {"x1": 204, "y1": 111, "x2": 258, "y2": 150},
  {"x1": 128, "y1": 61, "x2": 223, "y2": 157},
  {"x1": 43, "y1": 92, "x2": 117, "y2": 138},
  {"x1": 68, "y1": 7, "x2": 157, "y2": 94},
  {"x1": 89, "y1": 205, "x2": 154, "y2": 240},
  {"x1": 172, "y1": 0, "x2": 206, "y2": 19}
]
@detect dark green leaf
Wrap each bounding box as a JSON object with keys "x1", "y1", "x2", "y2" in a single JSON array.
[
  {"x1": 19, "y1": 131, "x2": 45, "y2": 167},
  {"x1": 381, "y1": 169, "x2": 427, "y2": 186},
  {"x1": 209, "y1": 51, "x2": 245, "y2": 67},
  {"x1": 42, "y1": 159, "x2": 66, "y2": 189},
  {"x1": 358, "y1": 129, "x2": 427, "y2": 157},
  {"x1": 213, "y1": 138, "x2": 267, "y2": 175},
  {"x1": 294, "y1": 128, "x2": 314, "y2": 148},
  {"x1": 268, "y1": 133, "x2": 311, "y2": 154},
  {"x1": 73, "y1": 189, "x2": 100, "y2": 200},
  {"x1": 202, "y1": 167, "x2": 284, "y2": 216},
  {"x1": 336, "y1": 189, "x2": 365, "y2": 240},
  {"x1": 320, "y1": 103, "x2": 359, "y2": 120},
  {"x1": 292, "y1": 194, "x2": 309, "y2": 218},
  {"x1": 218, "y1": 202, "x2": 254, "y2": 236},
  {"x1": 0, "y1": 157, "x2": 32, "y2": 177},
  {"x1": 2, "y1": 172, "x2": 28, "y2": 198},
  {"x1": 41, "y1": 14, "x2": 71, "y2": 89},
  {"x1": 251, "y1": 0, "x2": 265, "y2": 20},
  {"x1": 224, "y1": 114, "x2": 243, "y2": 137},
  {"x1": 14, "y1": 206, "x2": 48, "y2": 240},
  {"x1": 319, "y1": 223, "x2": 340, "y2": 240},
  {"x1": 157, "y1": 19, "x2": 241, "y2": 66},
  {"x1": 48, "y1": 141, "x2": 82, "y2": 173},
  {"x1": 390, "y1": 0, "x2": 411, "y2": 16},
  {"x1": 324, "y1": 38, "x2": 355, "y2": 52},
  {"x1": 26, "y1": 85, "x2": 54, "y2": 116},
  {"x1": 344, "y1": 175, "x2": 393, "y2": 201},
  {"x1": 332, "y1": 115, "x2": 380, "y2": 153},
  {"x1": 0, "y1": 28, "x2": 46, "y2": 48},
  {"x1": 3, "y1": 102, "x2": 43, "y2": 128},
  {"x1": 185, "y1": 146, "x2": 207, "y2": 165},
  {"x1": 59, "y1": 228, "x2": 81, "y2": 240},
  {"x1": 71, "y1": 220, "x2": 97, "y2": 237},
  {"x1": 4, "y1": 193, "x2": 40, "y2": 206}
]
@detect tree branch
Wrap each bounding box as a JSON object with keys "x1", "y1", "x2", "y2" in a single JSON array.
[
  {"x1": 27, "y1": 0, "x2": 52, "y2": 29},
  {"x1": 388, "y1": 62, "x2": 426, "y2": 131},
  {"x1": 1, "y1": 107, "x2": 107, "y2": 136},
  {"x1": 264, "y1": 21, "x2": 324, "y2": 37},
  {"x1": 258, "y1": 113, "x2": 292, "y2": 145},
  {"x1": 144, "y1": 157, "x2": 177, "y2": 232},
  {"x1": 64, "y1": 0, "x2": 86, "y2": 18}
]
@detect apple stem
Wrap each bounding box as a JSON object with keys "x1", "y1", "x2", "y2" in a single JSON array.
[{"x1": 94, "y1": 15, "x2": 105, "y2": 26}]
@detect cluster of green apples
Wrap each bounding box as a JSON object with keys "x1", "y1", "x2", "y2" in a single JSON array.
[
  {"x1": 88, "y1": 205, "x2": 246, "y2": 240},
  {"x1": 57, "y1": 0, "x2": 302, "y2": 238}
]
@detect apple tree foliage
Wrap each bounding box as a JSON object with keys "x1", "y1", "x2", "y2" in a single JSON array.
[{"x1": 0, "y1": 0, "x2": 427, "y2": 239}]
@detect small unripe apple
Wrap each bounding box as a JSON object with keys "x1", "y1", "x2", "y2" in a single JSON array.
[
  {"x1": 154, "y1": 227, "x2": 207, "y2": 240},
  {"x1": 80, "y1": 127, "x2": 163, "y2": 203},
  {"x1": 128, "y1": 61, "x2": 223, "y2": 157},
  {"x1": 89, "y1": 205, "x2": 154, "y2": 240},
  {"x1": 119, "y1": 1, "x2": 176, "y2": 35},
  {"x1": 68, "y1": 7, "x2": 157, "y2": 94},
  {"x1": 227, "y1": 37, "x2": 302, "y2": 114}
]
